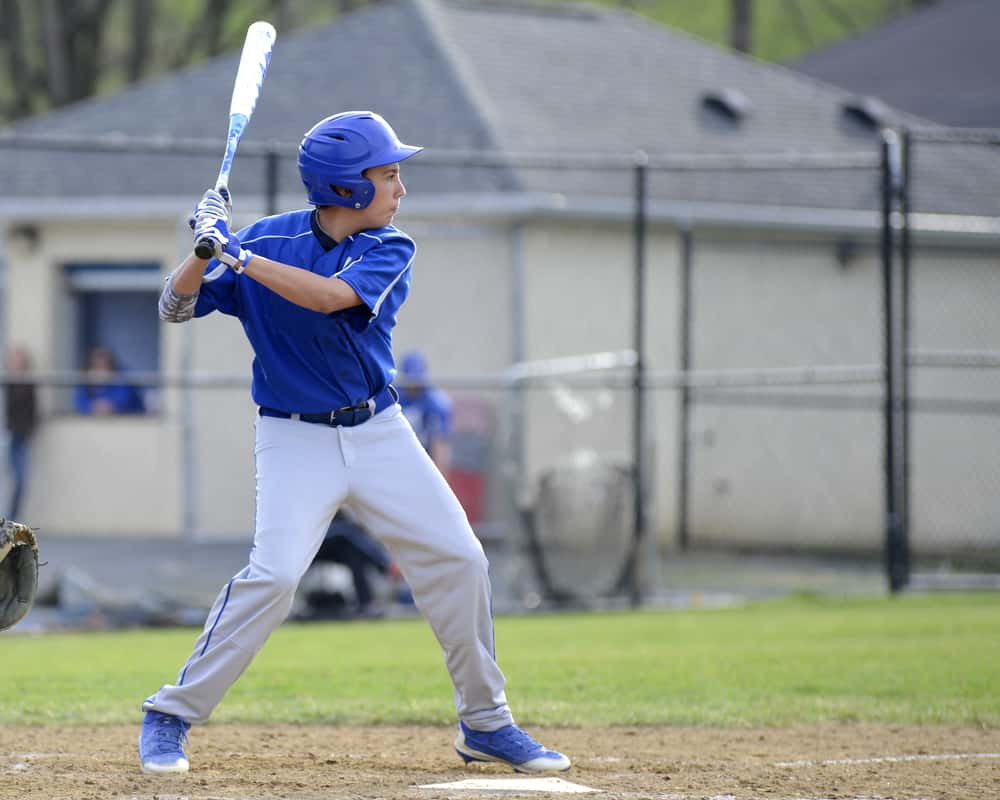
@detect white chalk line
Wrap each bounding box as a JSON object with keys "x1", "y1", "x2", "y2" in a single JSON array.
[
  {"x1": 776, "y1": 752, "x2": 1000, "y2": 767},
  {"x1": 640, "y1": 795, "x2": 932, "y2": 800}
]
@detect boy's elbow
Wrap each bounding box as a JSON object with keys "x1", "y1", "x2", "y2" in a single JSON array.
[
  {"x1": 316, "y1": 296, "x2": 342, "y2": 315},
  {"x1": 315, "y1": 285, "x2": 356, "y2": 315},
  {"x1": 315, "y1": 278, "x2": 364, "y2": 315},
  {"x1": 158, "y1": 301, "x2": 196, "y2": 323}
]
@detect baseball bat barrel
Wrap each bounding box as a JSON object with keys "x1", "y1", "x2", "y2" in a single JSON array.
[{"x1": 193, "y1": 21, "x2": 276, "y2": 260}]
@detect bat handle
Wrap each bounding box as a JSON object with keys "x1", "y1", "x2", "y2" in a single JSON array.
[
  {"x1": 193, "y1": 178, "x2": 230, "y2": 260},
  {"x1": 194, "y1": 238, "x2": 216, "y2": 260}
]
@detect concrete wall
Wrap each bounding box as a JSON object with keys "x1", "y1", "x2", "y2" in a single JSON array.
[
  {"x1": 683, "y1": 233, "x2": 885, "y2": 550},
  {"x1": 4, "y1": 220, "x2": 185, "y2": 535},
  {"x1": 3, "y1": 214, "x2": 998, "y2": 556}
]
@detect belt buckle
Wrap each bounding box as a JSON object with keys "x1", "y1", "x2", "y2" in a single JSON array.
[{"x1": 331, "y1": 397, "x2": 376, "y2": 427}]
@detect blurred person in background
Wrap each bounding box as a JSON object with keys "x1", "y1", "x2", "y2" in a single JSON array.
[
  {"x1": 3, "y1": 345, "x2": 39, "y2": 520},
  {"x1": 304, "y1": 509, "x2": 404, "y2": 620},
  {"x1": 73, "y1": 345, "x2": 145, "y2": 415},
  {"x1": 397, "y1": 349, "x2": 452, "y2": 475},
  {"x1": 305, "y1": 352, "x2": 457, "y2": 620}
]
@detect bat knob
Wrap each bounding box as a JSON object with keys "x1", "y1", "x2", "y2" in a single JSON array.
[{"x1": 194, "y1": 238, "x2": 216, "y2": 260}]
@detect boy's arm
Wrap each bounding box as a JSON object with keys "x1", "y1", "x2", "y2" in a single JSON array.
[{"x1": 159, "y1": 254, "x2": 210, "y2": 323}]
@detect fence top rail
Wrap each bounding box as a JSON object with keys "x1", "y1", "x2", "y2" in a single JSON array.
[
  {"x1": 905, "y1": 127, "x2": 1000, "y2": 146},
  {"x1": 910, "y1": 349, "x2": 1000, "y2": 369},
  {"x1": 0, "y1": 363, "x2": 886, "y2": 391},
  {"x1": 0, "y1": 131, "x2": 267, "y2": 157},
  {"x1": 0, "y1": 132, "x2": 879, "y2": 171},
  {"x1": 647, "y1": 364, "x2": 884, "y2": 389}
]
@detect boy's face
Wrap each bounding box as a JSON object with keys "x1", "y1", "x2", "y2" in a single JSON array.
[{"x1": 360, "y1": 163, "x2": 406, "y2": 227}]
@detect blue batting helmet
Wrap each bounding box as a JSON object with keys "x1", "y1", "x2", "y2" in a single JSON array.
[
  {"x1": 297, "y1": 111, "x2": 423, "y2": 209},
  {"x1": 399, "y1": 350, "x2": 428, "y2": 382}
]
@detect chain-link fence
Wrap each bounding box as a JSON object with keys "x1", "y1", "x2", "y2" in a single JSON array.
[
  {"x1": 899, "y1": 128, "x2": 1000, "y2": 588},
  {"x1": 1, "y1": 128, "x2": 998, "y2": 627}
]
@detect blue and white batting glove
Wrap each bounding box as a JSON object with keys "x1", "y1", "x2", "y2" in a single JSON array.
[
  {"x1": 187, "y1": 187, "x2": 232, "y2": 231},
  {"x1": 193, "y1": 216, "x2": 254, "y2": 273}
]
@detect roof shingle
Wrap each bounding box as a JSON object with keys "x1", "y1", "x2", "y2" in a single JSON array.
[{"x1": 1, "y1": 0, "x2": 997, "y2": 217}]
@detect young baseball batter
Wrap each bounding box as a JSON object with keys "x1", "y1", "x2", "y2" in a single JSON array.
[{"x1": 139, "y1": 111, "x2": 570, "y2": 776}]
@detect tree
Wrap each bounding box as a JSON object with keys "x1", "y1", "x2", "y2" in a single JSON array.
[
  {"x1": 730, "y1": 0, "x2": 753, "y2": 54},
  {"x1": 0, "y1": 0, "x2": 354, "y2": 124}
]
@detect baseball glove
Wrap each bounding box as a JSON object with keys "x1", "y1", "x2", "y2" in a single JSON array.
[{"x1": 0, "y1": 518, "x2": 39, "y2": 631}]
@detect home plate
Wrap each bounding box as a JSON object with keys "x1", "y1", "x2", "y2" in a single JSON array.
[{"x1": 419, "y1": 777, "x2": 598, "y2": 793}]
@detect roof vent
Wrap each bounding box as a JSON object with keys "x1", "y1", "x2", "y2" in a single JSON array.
[
  {"x1": 841, "y1": 95, "x2": 890, "y2": 129},
  {"x1": 701, "y1": 88, "x2": 751, "y2": 123}
]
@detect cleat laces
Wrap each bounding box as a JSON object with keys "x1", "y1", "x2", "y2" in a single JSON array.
[
  {"x1": 148, "y1": 713, "x2": 189, "y2": 754},
  {"x1": 489, "y1": 725, "x2": 544, "y2": 758}
]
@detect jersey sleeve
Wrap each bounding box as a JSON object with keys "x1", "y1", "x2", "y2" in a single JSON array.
[
  {"x1": 193, "y1": 260, "x2": 240, "y2": 317},
  {"x1": 334, "y1": 234, "x2": 416, "y2": 322},
  {"x1": 193, "y1": 221, "x2": 260, "y2": 318}
]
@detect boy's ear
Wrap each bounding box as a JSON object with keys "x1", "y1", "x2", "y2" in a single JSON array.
[{"x1": 333, "y1": 186, "x2": 352, "y2": 199}]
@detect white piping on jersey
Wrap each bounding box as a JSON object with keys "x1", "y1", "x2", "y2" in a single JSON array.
[
  {"x1": 202, "y1": 229, "x2": 312, "y2": 282},
  {"x1": 242, "y1": 230, "x2": 312, "y2": 247},
  {"x1": 338, "y1": 257, "x2": 359, "y2": 273},
  {"x1": 203, "y1": 263, "x2": 229, "y2": 282},
  {"x1": 334, "y1": 232, "x2": 390, "y2": 277},
  {"x1": 369, "y1": 251, "x2": 415, "y2": 320}
]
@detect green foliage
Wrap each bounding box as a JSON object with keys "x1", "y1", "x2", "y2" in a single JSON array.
[
  {"x1": 0, "y1": 0, "x2": 917, "y2": 124},
  {"x1": 2, "y1": 593, "x2": 998, "y2": 727},
  {"x1": 553, "y1": 0, "x2": 906, "y2": 63}
]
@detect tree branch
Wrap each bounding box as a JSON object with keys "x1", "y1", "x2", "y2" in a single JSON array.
[
  {"x1": 0, "y1": 0, "x2": 35, "y2": 117},
  {"x1": 127, "y1": 0, "x2": 156, "y2": 83}
]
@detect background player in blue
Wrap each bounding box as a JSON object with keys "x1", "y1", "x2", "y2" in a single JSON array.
[
  {"x1": 138, "y1": 111, "x2": 571, "y2": 776},
  {"x1": 397, "y1": 349, "x2": 453, "y2": 472}
]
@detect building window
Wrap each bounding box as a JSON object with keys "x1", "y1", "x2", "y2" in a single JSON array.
[{"x1": 63, "y1": 263, "x2": 161, "y2": 414}]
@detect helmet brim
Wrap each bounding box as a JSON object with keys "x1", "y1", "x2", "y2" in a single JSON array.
[{"x1": 370, "y1": 143, "x2": 423, "y2": 169}]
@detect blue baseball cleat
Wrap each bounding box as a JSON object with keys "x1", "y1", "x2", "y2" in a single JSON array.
[
  {"x1": 455, "y1": 721, "x2": 571, "y2": 773},
  {"x1": 138, "y1": 711, "x2": 190, "y2": 774}
]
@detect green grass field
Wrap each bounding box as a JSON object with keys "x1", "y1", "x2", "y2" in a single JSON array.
[{"x1": 3, "y1": 593, "x2": 998, "y2": 728}]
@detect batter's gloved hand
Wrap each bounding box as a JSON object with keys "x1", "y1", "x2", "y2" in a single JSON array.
[
  {"x1": 0, "y1": 518, "x2": 39, "y2": 632},
  {"x1": 187, "y1": 187, "x2": 232, "y2": 232},
  {"x1": 193, "y1": 216, "x2": 254, "y2": 273}
]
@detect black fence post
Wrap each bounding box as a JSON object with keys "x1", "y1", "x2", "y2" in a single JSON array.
[
  {"x1": 630, "y1": 154, "x2": 649, "y2": 607},
  {"x1": 677, "y1": 226, "x2": 693, "y2": 551},
  {"x1": 266, "y1": 147, "x2": 280, "y2": 216},
  {"x1": 899, "y1": 128, "x2": 913, "y2": 585},
  {"x1": 880, "y1": 128, "x2": 909, "y2": 593}
]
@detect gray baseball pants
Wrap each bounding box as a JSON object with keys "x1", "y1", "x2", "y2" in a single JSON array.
[{"x1": 143, "y1": 404, "x2": 513, "y2": 731}]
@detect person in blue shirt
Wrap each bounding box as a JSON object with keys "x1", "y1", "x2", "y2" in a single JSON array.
[
  {"x1": 73, "y1": 345, "x2": 145, "y2": 415},
  {"x1": 305, "y1": 508, "x2": 403, "y2": 620},
  {"x1": 397, "y1": 349, "x2": 452, "y2": 473},
  {"x1": 139, "y1": 111, "x2": 570, "y2": 777},
  {"x1": 4, "y1": 345, "x2": 39, "y2": 519}
]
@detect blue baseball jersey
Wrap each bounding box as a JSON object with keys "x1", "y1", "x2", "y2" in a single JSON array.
[
  {"x1": 398, "y1": 386, "x2": 452, "y2": 453},
  {"x1": 194, "y1": 209, "x2": 415, "y2": 412}
]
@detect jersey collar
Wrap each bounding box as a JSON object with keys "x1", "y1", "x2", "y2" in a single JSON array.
[{"x1": 310, "y1": 209, "x2": 339, "y2": 251}]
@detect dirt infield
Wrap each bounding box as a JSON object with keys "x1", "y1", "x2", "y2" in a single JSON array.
[{"x1": 2, "y1": 723, "x2": 998, "y2": 799}]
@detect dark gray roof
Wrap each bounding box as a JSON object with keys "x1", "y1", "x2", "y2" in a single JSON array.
[
  {"x1": 792, "y1": 0, "x2": 1000, "y2": 129},
  {"x1": 1, "y1": 0, "x2": 998, "y2": 219}
]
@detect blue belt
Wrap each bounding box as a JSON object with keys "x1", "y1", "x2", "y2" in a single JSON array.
[{"x1": 259, "y1": 385, "x2": 398, "y2": 428}]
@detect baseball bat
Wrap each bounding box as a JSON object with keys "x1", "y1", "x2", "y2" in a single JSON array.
[{"x1": 194, "y1": 20, "x2": 277, "y2": 259}]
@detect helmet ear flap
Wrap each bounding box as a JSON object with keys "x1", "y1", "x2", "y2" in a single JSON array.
[{"x1": 325, "y1": 183, "x2": 369, "y2": 210}]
